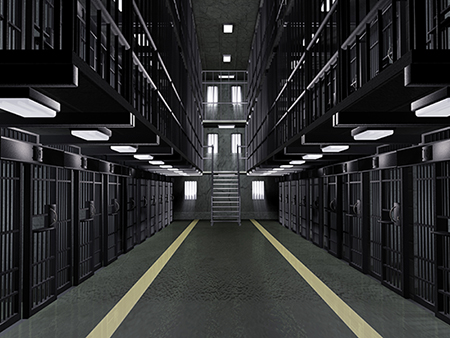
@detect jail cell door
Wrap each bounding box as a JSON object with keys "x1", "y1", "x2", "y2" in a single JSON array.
[
  {"x1": 105, "y1": 175, "x2": 122, "y2": 265},
  {"x1": 435, "y1": 161, "x2": 450, "y2": 323},
  {"x1": 164, "y1": 182, "x2": 170, "y2": 227},
  {"x1": 299, "y1": 179, "x2": 309, "y2": 239},
  {"x1": 150, "y1": 180, "x2": 157, "y2": 235},
  {"x1": 283, "y1": 181, "x2": 290, "y2": 229},
  {"x1": 169, "y1": 182, "x2": 173, "y2": 223},
  {"x1": 310, "y1": 178, "x2": 323, "y2": 247},
  {"x1": 411, "y1": 164, "x2": 435, "y2": 312},
  {"x1": 279, "y1": 182, "x2": 284, "y2": 225},
  {"x1": 23, "y1": 165, "x2": 57, "y2": 318},
  {"x1": 125, "y1": 178, "x2": 138, "y2": 252},
  {"x1": 74, "y1": 171, "x2": 100, "y2": 285},
  {"x1": 139, "y1": 179, "x2": 150, "y2": 242},
  {"x1": 342, "y1": 173, "x2": 369, "y2": 272},
  {"x1": 290, "y1": 180, "x2": 298, "y2": 233},
  {"x1": 0, "y1": 160, "x2": 21, "y2": 330},
  {"x1": 369, "y1": 170, "x2": 383, "y2": 280},
  {"x1": 157, "y1": 181, "x2": 164, "y2": 231},
  {"x1": 55, "y1": 168, "x2": 73, "y2": 295},
  {"x1": 379, "y1": 168, "x2": 407, "y2": 295},
  {"x1": 92, "y1": 174, "x2": 104, "y2": 271},
  {"x1": 324, "y1": 175, "x2": 341, "y2": 257}
]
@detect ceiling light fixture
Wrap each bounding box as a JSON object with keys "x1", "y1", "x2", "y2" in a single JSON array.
[
  {"x1": 281, "y1": 165, "x2": 294, "y2": 168},
  {"x1": 274, "y1": 168, "x2": 285, "y2": 171},
  {"x1": 223, "y1": 24, "x2": 233, "y2": 33},
  {"x1": 149, "y1": 160, "x2": 164, "y2": 165},
  {"x1": 133, "y1": 154, "x2": 154, "y2": 160},
  {"x1": 351, "y1": 127, "x2": 394, "y2": 140},
  {"x1": 71, "y1": 127, "x2": 111, "y2": 141},
  {"x1": 160, "y1": 165, "x2": 172, "y2": 169},
  {"x1": 321, "y1": 145, "x2": 349, "y2": 152},
  {"x1": 218, "y1": 125, "x2": 235, "y2": 129},
  {"x1": 110, "y1": 145, "x2": 138, "y2": 153},
  {"x1": 223, "y1": 54, "x2": 231, "y2": 63},
  {"x1": 289, "y1": 160, "x2": 306, "y2": 165},
  {"x1": 303, "y1": 154, "x2": 323, "y2": 160},
  {"x1": 218, "y1": 75, "x2": 235, "y2": 79},
  {"x1": 415, "y1": 97, "x2": 450, "y2": 117},
  {"x1": 0, "y1": 88, "x2": 60, "y2": 118}
]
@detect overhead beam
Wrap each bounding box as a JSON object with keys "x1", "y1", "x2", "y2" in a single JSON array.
[
  {"x1": 0, "y1": 112, "x2": 135, "y2": 128},
  {"x1": 333, "y1": 111, "x2": 450, "y2": 128}
]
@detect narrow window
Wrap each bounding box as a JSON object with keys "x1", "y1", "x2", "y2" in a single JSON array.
[
  {"x1": 231, "y1": 86, "x2": 242, "y2": 104},
  {"x1": 252, "y1": 181, "x2": 264, "y2": 200},
  {"x1": 207, "y1": 86, "x2": 218, "y2": 104},
  {"x1": 231, "y1": 133, "x2": 241, "y2": 154},
  {"x1": 207, "y1": 133, "x2": 218, "y2": 154},
  {"x1": 185, "y1": 181, "x2": 197, "y2": 200}
]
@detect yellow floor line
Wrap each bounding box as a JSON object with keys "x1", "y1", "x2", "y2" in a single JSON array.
[
  {"x1": 250, "y1": 219, "x2": 382, "y2": 338},
  {"x1": 86, "y1": 219, "x2": 199, "y2": 338}
]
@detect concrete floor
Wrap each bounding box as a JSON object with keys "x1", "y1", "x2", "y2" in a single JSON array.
[{"x1": 2, "y1": 220, "x2": 450, "y2": 338}]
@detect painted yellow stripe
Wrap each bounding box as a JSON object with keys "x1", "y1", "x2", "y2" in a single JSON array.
[
  {"x1": 250, "y1": 219, "x2": 382, "y2": 338},
  {"x1": 86, "y1": 219, "x2": 199, "y2": 338}
]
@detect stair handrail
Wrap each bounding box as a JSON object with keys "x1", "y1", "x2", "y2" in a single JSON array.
[
  {"x1": 203, "y1": 145, "x2": 214, "y2": 225},
  {"x1": 237, "y1": 145, "x2": 247, "y2": 226}
]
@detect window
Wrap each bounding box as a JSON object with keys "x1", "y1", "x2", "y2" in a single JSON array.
[
  {"x1": 231, "y1": 86, "x2": 242, "y2": 104},
  {"x1": 207, "y1": 133, "x2": 218, "y2": 154},
  {"x1": 207, "y1": 86, "x2": 218, "y2": 104},
  {"x1": 252, "y1": 181, "x2": 264, "y2": 200},
  {"x1": 231, "y1": 134, "x2": 241, "y2": 154},
  {"x1": 185, "y1": 181, "x2": 197, "y2": 200}
]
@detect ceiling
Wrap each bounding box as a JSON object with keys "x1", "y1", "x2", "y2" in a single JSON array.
[{"x1": 191, "y1": 0, "x2": 261, "y2": 70}]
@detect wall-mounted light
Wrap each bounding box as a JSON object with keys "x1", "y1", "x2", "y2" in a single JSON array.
[
  {"x1": 223, "y1": 54, "x2": 231, "y2": 63},
  {"x1": 289, "y1": 160, "x2": 306, "y2": 165},
  {"x1": 303, "y1": 154, "x2": 323, "y2": 160},
  {"x1": 351, "y1": 127, "x2": 394, "y2": 140},
  {"x1": 133, "y1": 154, "x2": 154, "y2": 160},
  {"x1": 149, "y1": 160, "x2": 164, "y2": 165},
  {"x1": 223, "y1": 24, "x2": 233, "y2": 33},
  {"x1": 0, "y1": 88, "x2": 60, "y2": 118},
  {"x1": 218, "y1": 125, "x2": 235, "y2": 129},
  {"x1": 321, "y1": 145, "x2": 349, "y2": 152},
  {"x1": 71, "y1": 127, "x2": 111, "y2": 141},
  {"x1": 110, "y1": 145, "x2": 138, "y2": 153}
]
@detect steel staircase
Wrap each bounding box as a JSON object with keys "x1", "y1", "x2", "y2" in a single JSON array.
[{"x1": 211, "y1": 172, "x2": 241, "y2": 225}]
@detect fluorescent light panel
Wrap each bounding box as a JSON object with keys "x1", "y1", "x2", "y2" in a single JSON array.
[
  {"x1": 281, "y1": 165, "x2": 293, "y2": 168},
  {"x1": 303, "y1": 154, "x2": 323, "y2": 160},
  {"x1": 289, "y1": 160, "x2": 306, "y2": 165},
  {"x1": 223, "y1": 24, "x2": 233, "y2": 33},
  {"x1": 110, "y1": 145, "x2": 137, "y2": 153},
  {"x1": 160, "y1": 165, "x2": 172, "y2": 168},
  {"x1": 218, "y1": 125, "x2": 235, "y2": 129},
  {"x1": 321, "y1": 145, "x2": 349, "y2": 152},
  {"x1": 149, "y1": 160, "x2": 164, "y2": 165},
  {"x1": 71, "y1": 129, "x2": 110, "y2": 141},
  {"x1": 134, "y1": 154, "x2": 154, "y2": 160},
  {"x1": 415, "y1": 97, "x2": 450, "y2": 117},
  {"x1": 218, "y1": 75, "x2": 235, "y2": 79},
  {"x1": 0, "y1": 98, "x2": 57, "y2": 118},
  {"x1": 353, "y1": 129, "x2": 394, "y2": 140},
  {"x1": 223, "y1": 54, "x2": 231, "y2": 63}
]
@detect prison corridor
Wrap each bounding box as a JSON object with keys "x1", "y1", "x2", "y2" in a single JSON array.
[{"x1": 1, "y1": 220, "x2": 449, "y2": 338}]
